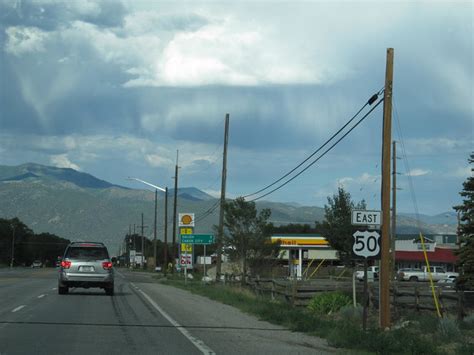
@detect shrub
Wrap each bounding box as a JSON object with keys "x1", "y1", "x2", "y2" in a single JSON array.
[
  {"x1": 438, "y1": 317, "x2": 461, "y2": 340},
  {"x1": 307, "y1": 291, "x2": 352, "y2": 316}
]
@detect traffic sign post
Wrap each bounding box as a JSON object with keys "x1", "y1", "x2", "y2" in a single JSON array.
[{"x1": 352, "y1": 209, "x2": 382, "y2": 331}]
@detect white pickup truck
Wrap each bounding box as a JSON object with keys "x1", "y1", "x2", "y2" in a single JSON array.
[
  {"x1": 397, "y1": 266, "x2": 458, "y2": 282},
  {"x1": 355, "y1": 266, "x2": 379, "y2": 281}
]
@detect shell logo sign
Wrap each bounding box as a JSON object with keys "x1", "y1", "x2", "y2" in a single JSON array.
[{"x1": 179, "y1": 213, "x2": 195, "y2": 227}]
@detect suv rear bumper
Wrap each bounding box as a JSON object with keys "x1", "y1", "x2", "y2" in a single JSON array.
[{"x1": 59, "y1": 271, "x2": 113, "y2": 288}]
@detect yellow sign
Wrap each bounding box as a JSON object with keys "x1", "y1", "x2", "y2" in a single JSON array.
[
  {"x1": 180, "y1": 228, "x2": 193, "y2": 235},
  {"x1": 181, "y1": 244, "x2": 193, "y2": 252},
  {"x1": 271, "y1": 236, "x2": 329, "y2": 247},
  {"x1": 179, "y1": 213, "x2": 195, "y2": 227}
]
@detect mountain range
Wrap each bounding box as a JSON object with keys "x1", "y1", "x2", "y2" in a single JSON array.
[{"x1": 0, "y1": 163, "x2": 456, "y2": 254}]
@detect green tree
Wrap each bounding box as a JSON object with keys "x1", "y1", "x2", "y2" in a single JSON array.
[
  {"x1": 454, "y1": 152, "x2": 474, "y2": 290},
  {"x1": 315, "y1": 187, "x2": 366, "y2": 265},
  {"x1": 222, "y1": 197, "x2": 278, "y2": 282}
]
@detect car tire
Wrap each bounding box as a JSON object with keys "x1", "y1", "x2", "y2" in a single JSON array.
[
  {"x1": 105, "y1": 285, "x2": 114, "y2": 296},
  {"x1": 58, "y1": 286, "x2": 68, "y2": 295},
  {"x1": 409, "y1": 276, "x2": 418, "y2": 282}
]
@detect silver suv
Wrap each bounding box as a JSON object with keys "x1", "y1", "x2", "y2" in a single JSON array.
[{"x1": 58, "y1": 242, "x2": 114, "y2": 295}]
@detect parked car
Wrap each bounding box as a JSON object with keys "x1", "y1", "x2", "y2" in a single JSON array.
[
  {"x1": 397, "y1": 266, "x2": 458, "y2": 282},
  {"x1": 31, "y1": 260, "x2": 43, "y2": 268},
  {"x1": 58, "y1": 242, "x2": 114, "y2": 295}
]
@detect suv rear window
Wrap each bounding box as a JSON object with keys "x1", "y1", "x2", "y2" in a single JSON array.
[{"x1": 65, "y1": 247, "x2": 109, "y2": 260}]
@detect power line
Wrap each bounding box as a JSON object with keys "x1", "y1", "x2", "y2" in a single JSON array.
[
  {"x1": 243, "y1": 89, "x2": 384, "y2": 199},
  {"x1": 393, "y1": 99, "x2": 423, "y2": 231},
  {"x1": 248, "y1": 98, "x2": 384, "y2": 202}
]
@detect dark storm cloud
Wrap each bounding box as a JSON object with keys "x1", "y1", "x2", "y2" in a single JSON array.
[{"x1": 0, "y1": 0, "x2": 127, "y2": 31}]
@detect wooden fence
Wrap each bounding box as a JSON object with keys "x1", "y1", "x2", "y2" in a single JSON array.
[{"x1": 231, "y1": 276, "x2": 474, "y2": 318}]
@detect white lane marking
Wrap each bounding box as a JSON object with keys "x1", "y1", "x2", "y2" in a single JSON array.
[
  {"x1": 37, "y1": 294, "x2": 45, "y2": 299},
  {"x1": 131, "y1": 283, "x2": 215, "y2": 355},
  {"x1": 12, "y1": 305, "x2": 26, "y2": 313}
]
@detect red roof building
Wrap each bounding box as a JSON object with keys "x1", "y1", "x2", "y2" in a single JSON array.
[{"x1": 395, "y1": 247, "x2": 458, "y2": 271}]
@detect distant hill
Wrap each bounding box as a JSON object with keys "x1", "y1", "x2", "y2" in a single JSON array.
[{"x1": 0, "y1": 163, "x2": 456, "y2": 254}]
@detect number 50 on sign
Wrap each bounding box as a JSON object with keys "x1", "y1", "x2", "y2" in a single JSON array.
[{"x1": 352, "y1": 230, "x2": 381, "y2": 259}]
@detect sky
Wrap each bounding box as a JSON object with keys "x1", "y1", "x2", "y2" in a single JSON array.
[{"x1": 0, "y1": 0, "x2": 472, "y2": 215}]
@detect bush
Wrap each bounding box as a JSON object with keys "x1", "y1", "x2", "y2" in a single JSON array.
[
  {"x1": 307, "y1": 291, "x2": 352, "y2": 316},
  {"x1": 438, "y1": 317, "x2": 462, "y2": 340}
]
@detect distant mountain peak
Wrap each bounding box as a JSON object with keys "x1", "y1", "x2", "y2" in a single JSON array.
[{"x1": 0, "y1": 163, "x2": 125, "y2": 189}]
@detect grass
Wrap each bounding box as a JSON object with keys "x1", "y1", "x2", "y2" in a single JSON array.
[{"x1": 161, "y1": 278, "x2": 473, "y2": 354}]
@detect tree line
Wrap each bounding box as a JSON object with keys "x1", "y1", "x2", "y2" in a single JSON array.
[{"x1": 0, "y1": 218, "x2": 70, "y2": 267}]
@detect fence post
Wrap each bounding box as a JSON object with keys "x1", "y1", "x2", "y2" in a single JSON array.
[
  {"x1": 415, "y1": 286, "x2": 420, "y2": 312},
  {"x1": 271, "y1": 280, "x2": 275, "y2": 301},
  {"x1": 437, "y1": 287, "x2": 444, "y2": 316},
  {"x1": 291, "y1": 279, "x2": 297, "y2": 307},
  {"x1": 457, "y1": 289, "x2": 465, "y2": 321}
]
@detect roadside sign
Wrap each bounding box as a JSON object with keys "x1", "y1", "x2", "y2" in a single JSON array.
[
  {"x1": 180, "y1": 227, "x2": 193, "y2": 235},
  {"x1": 181, "y1": 243, "x2": 193, "y2": 252},
  {"x1": 180, "y1": 234, "x2": 215, "y2": 245},
  {"x1": 351, "y1": 210, "x2": 381, "y2": 226},
  {"x1": 352, "y1": 230, "x2": 381, "y2": 259},
  {"x1": 179, "y1": 213, "x2": 195, "y2": 227},
  {"x1": 180, "y1": 254, "x2": 192, "y2": 267}
]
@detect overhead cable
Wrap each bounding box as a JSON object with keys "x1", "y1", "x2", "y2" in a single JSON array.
[
  {"x1": 248, "y1": 98, "x2": 384, "y2": 202},
  {"x1": 243, "y1": 89, "x2": 384, "y2": 199}
]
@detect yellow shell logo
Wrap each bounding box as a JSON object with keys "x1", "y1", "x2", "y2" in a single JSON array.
[{"x1": 181, "y1": 215, "x2": 193, "y2": 225}]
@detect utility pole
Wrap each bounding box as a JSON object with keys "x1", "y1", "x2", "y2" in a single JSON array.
[
  {"x1": 141, "y1": 213, "x2": 145, "y2": 269},
  {"x1": 10, "y1": 223, "x2": 16, "y2": 269},
  {"x1": 391, "y1": 140, "x2": 397, "y2": 279},
  {"x1": 164, "y1": 187, "x2": 169, "y2": 274},
  {"x1": 153, "y1": 188, "x2": 158, "y2": 271},
  {"x1": 172, "y1": 150, "x2": 179, "y2": 273},
  {"x1": 380, "y1": 48, "x2": 394, "y2": 329},
  {"x1": 216, "y1": 113, "x2": 230, "y2": 281}
]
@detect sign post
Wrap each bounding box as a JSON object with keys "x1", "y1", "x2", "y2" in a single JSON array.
[{"x1": 352, "y1": 209, "x2": 381, "y2": 331}]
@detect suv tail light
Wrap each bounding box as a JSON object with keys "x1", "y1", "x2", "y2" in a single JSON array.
[
  {"x1": 61, "y1": 260, "x2": 72, "y2": 269},
  {"x1": 102, "y1": 261, "x2": 113, "y2": 270}
]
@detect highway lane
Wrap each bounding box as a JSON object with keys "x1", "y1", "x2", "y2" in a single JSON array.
[
  {"x1": 0, "y1": 268, "x2": 334, "y2": 355},
  {"x1": 0, "y1": 268, "x2": 205, "y2": 355}
]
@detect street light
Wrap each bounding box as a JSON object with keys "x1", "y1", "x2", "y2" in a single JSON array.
[{"x1": 127, "y1": 177, "x2": 168, "y2": 272}]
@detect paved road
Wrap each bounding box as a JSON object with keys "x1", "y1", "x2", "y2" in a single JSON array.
[{"x1": 0, "y1": 268, "x2": 334, "y2": 355}]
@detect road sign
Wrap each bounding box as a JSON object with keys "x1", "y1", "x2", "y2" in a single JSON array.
[
  {"x1": 352, "y1": 230, "x2": 381, "y2": 259},
  {"x1": 180, "y1": 254, "x2": 192, "y2": 266},
  {"x1": 179, "y1": 213, "x2": 195, "y2": 227},
  {"x1": 180, "y1": 234, "x2": 215, "y2": 245},
  {"x1": 352, "y1": 210, "x2": 381, "y2": 226},
  {"x1": 181, "y1": 243, "x2": 193, "y2": 252},
  {"x1": 180, "y1": 227, "x2": 193, "y2": 235}
]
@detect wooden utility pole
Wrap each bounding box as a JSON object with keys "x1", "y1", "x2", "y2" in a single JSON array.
[
  {"x1": 171, "y1": 151, "x2": 179, "y2": 273},
  {"x1": 380, "y1": 48, "x2": 394, "y2": 329},
  {"x1": 153, "y1": 188, "x2": 158, "y2": 270},
  {"x1": 141, "y1": 213, "x2": 145, "y2": 269},
  {"x1": 216, "y1": 113, "x2": 230, "y2": 280},
  {"x1": 164, "y1": 187, "x2": 169, "y2": 274},
  {"x1": 391, "y1": 140, "x2": 397, "y2": 278}
]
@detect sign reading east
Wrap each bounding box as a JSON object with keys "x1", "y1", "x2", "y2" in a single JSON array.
[{"x1": 351, "y1": 210, "x2": 381, "y2": 226}]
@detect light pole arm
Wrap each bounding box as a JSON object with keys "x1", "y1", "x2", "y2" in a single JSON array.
[{"x1": 127, "y1": 177, "x2": 166, "y2": 192}]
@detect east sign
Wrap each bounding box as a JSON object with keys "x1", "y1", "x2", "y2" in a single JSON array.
[{"x1": 351, "y1": 210, "x2": 381, "y2": 226}]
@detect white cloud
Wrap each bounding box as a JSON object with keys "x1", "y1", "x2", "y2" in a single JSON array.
[
  {"x1": 50, "y1": 154, "x2": 80, "y2": 170},
  {"x1": 145, "y1": 154, "x2": 174, "y2": 168},
  {"x1": 406, "y1": 168, "x2": 431, "y2": 177},
  {"x1": 5, "y1": 26, "x2": 49, "y2": 56},
  {"x1": 448, "y1": 166, "x2": 472, "y2": 179}
]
